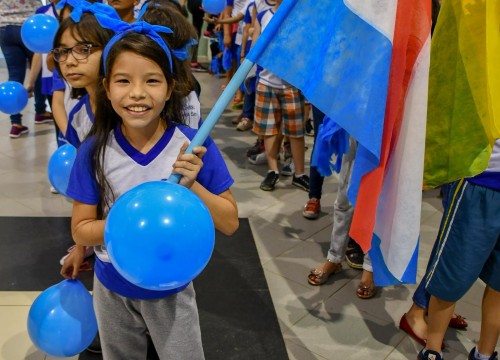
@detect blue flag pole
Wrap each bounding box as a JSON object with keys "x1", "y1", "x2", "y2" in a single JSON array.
[{"x1": 167, "y1": 0, "x2": 298, "y2": 183}]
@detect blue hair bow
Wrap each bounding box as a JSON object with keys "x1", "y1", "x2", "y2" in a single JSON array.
[
  {"x1": 103, "y1": 21, "x2": 175, "y2": 74},
  {"x1": 58, "y1": 0, "x2": 121, "y2": 29}
]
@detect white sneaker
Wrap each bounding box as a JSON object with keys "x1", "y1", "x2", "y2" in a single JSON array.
[
  {"x1": 50, "y1": 186, "x2": 59, "y2": 194},
  {"x1": 247, "y1": 152, "x2": 267, "y2": 165}
]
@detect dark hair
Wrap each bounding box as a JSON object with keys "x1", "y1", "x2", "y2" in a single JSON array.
[
  {"x1": 140, "y1": 1, "x2": 198, "y2": 97},
  {"x1": 91, "y1": 32, "x2": 185, "y2": 216},
  {"x1": 52, "y1": 13, "x2": 115, "y2": 99}
]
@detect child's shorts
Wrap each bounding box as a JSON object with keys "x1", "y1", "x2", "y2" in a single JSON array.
[
  {"x1": 253, "y1": 82, "x2": 305, "y2": 137},
  {"x1": 425, "y1": 179, "x2": 500, "y2": 302}
]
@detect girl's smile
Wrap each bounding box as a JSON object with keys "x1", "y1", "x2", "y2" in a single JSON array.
[{"x1": 105, "y1": 51, "x2": 172, "y2": 133}]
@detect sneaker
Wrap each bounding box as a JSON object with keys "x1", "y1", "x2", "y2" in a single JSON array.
[
  {"x1": 203, "y1": 30, "x2": 217, "y2": 39},
  {"x1": 50, "y1": 186, "x2": 59, "y2": 194},
  {"x1": 232, "y1": 113, "x2": 243, "y2": 125},
  {"x1": 190, "y1": 62, "x2": 208, "y2": 72},
  {"x1": 302, "y1": 198, "x2": 320, "y2": 219},
  {"x1": 246, "y1": 139, "x2": 265, "y2": 157},
  {"x1": 86, "y1": 333, "x2": 102, "y2": 354},
  {"x1": 248, "y1": 152, "x2": 267, "y2": 165},
  {"x1": 236, "y1": 117, "x2": 253, "y2": 131},
  {"x1": 282, "y1": 142, "x2": 292, "y2": 161},
  {"x1": 260, "y1": 171, "x2": 280, "y2": 191},
  {"x1": 9, "y1": 125, "x2": 29, "y2": 138},
  {"x1": 292, "y1": 174, "x2": 310, "y2": 191},
  {"x1": 468, "y1": 347, "x2": 498, "y2": 360},
  {"x1": 417, "y1": 349, "x2": 443, "y2": 360},
  {"x1": 59, "y1": 245, "x2": 95, "y2": 266},
  {"x1": 280, "y1": 159, "x2": 295, "y2": 176},
  {"x1": 305, "y1": 118, "x2": 314, "y2": 136},
  {"x1": 34, "y1": 112, "x2": 53, "y2": 124},
  {"x1": 345, "y1": 248, "x2": 364, "y2": 269}
]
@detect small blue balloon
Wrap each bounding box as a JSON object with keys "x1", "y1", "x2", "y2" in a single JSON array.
[
  {"x1": 105, "y1": 181, "x2": 215, "y2": 290},
  {"x1": 0, "y1": 81, "x2": 28, "y2": 115},
  {"x1": 48, "y1": 144, "x2": 77, "y2": 197},
  {"x1": 202, "y1": 0, "x2": 226, "y2": 14},
  {"x1": 21, "y1": 14, "x2": 59, "y2": 53},
  {"x1": 28, "y1": 280, "x2": 98, "y2": 357}
]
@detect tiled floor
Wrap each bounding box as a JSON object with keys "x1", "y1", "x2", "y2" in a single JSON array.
[{"x1": 0, "y1": 66, "x2": 498, "y2": 360}]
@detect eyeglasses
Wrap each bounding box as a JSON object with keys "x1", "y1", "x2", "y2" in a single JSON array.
[{"x1": 52, "y1": 43, "x2": 100, "y2": 63}]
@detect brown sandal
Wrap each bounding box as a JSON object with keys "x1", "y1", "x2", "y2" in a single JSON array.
[
  {"x1": 307, "y1": 261, "x2": 342, "y2": 286},
  {"x1": 356, "y1": 281, "x2": 379, "y2": 299}
]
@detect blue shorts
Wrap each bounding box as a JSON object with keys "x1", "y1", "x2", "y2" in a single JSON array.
[{"x1": 425, "y1": 180, "x2": 500, "y2": 302}]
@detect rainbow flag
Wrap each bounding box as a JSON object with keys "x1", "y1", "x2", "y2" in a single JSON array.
[
  {"x1": 247, "y1": 0, "x2": 431, "y2": 285},
  {"x1": 423, "y1": 0, "x2": 500, "y2": 189}
]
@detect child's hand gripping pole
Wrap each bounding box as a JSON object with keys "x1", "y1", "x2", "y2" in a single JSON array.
[{"x1": 167, "y1": 0, "x2": 298, "y2": 184}]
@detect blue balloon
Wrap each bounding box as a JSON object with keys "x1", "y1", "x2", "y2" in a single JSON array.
[
  {"x1": 48, "y1": 144, "x2": 77, "y2": 197},
  {"x1": 0, "y1": 81, "x2": 28, "y2": 115},
  {"x1": 27, "y1": 280, "x2": 98, "y2": 357},
  {"x1": 202, "y1": 0, "x2": 226, "y2": 14},
  {"x1": 21, "y1": 14, "x2": 59, "y2": 53},
  {"x1": 105, "y1": 181, "x2": 215, "y2": 290}
]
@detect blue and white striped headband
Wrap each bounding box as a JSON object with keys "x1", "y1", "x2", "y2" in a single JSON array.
[{"x1": 102, "y1": 21, "x2": 175, "y2": 75}]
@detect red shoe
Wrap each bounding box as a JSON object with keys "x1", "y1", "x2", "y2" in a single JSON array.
[
  {"x1": 399, "y1": 314, "x2": 445, "y2": 350},
  {"x1": 302, "y1": 198, "x2": 320, "y2": 219},
  {"x1": 448, "y1": 314, "x2": 468, "y2": 330},
  {"x1": 34, "y1": 112, "x2": 54, "y2": 124}
]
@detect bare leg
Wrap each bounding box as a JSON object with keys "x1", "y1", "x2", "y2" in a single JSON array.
[
  {"x1": 289, "y1": 136, "x2": 305, "y2": 174},
  {"x1": 405, "y1": 303, "x2": 428, "y2": 340},
  {"x1": 426, "y1": 295, "x2": 455, "y2": 352},
  {"x1": 477, "y1": 286, "x2": 500, "y2": 356},
  {"x1": 264, "y1": 134, "x2": 283, "y2": 172}
]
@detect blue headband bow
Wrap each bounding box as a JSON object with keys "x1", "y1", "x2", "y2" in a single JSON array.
[
  {"x1": 58, "y1": 0, "x2": 121, "y2": 29},
  {"x1": 103, "y1": 21, "x2": 176, "y2": 75}
]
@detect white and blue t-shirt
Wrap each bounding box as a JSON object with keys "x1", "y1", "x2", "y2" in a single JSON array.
[
  {"x1": 468, "y1": 139, "x2": 500, "y2": 190},
  {"x1": 65, "y1": 94, "x2": 94, "y2": 148},
  {"x1": 66, "y1": 123, "x2": 234, "y2": 299},
  {"x1": 181, "y1": 90, "x2": 202, "y2": 129},
  {"x1": 257, "y1": 9, "x2": 289, "y2": 89}
]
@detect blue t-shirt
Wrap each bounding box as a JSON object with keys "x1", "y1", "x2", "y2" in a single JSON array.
[
  {"x1": 67, "y1": 123, "x2": 234, "y2": 299},
  {"x1": 65, "y1": 94, "x2": 94, "y2": 148}
]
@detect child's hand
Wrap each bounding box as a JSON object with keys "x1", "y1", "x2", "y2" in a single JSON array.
[
  {"x1": 172, "y1": 142, "x2": 207, "y2": 189},
  {"x1": 203, "y1": 16, "x2": 217, "y2": 24},
  {"x1": 60, "y1": 246, "x2": 86, "y2": 280}
]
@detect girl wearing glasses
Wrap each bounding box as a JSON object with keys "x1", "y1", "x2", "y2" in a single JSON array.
[{"x1": 52, "y1": 12, "x2": 115, "y2": 148}]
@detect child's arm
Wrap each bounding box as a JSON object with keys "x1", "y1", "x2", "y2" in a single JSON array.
[
  {"x1": 60, "y1": 245, "x2": 87, "y2": 279},
  {"x1": 240, "y1": 22, "x2": 251, "y2": 60},
  {"x1": 173, "y1": 143, "x2": 239, "y2": 236},
  {"x1": 205, "y1": 13, "x2": 244, "y2": 25},
  {"x1": 25, "y1": 53, "x2": 42, "y2": 97},
  {"x1": 51, "y1": 90, "x2": 68, "y2": 135},
  {"x1": 71, "y1": 202, "x2": 106, "y2": 247}
]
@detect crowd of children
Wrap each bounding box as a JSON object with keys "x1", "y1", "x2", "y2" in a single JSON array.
[{"x1": 0, "y1": 0, "x2": 498, "y2": 359}]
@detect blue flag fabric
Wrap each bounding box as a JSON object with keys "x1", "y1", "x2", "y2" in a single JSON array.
[{"x1": 246, "y1": 0, "x2": 393, "y2": 206}]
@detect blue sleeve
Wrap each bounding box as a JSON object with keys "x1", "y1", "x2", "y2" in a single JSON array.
[
  {"x1": 226, "y1": 0, "x2": 234, "y2": 7},
  {"x1": 52, "y1": 70, "x2": 65, "y2": 92},
  {"x1": 178, "y1": 127, "x2": 234, "y2": 194},
  {"x1": 65, "y1": 108, "x2": 82, "y2": 148},
  {"x1": 66, "y1": 138, "x2": 100, "y2": 204},
  {"x1": 244, "y1": 4, "x2": 253, "y2": 23},
  {"x1": 256, "y1": 10, "x2": 266, "y2": 25}
]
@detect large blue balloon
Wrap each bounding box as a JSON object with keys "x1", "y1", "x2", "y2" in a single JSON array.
[
  {"x1": 27, "y1": 280, "x2": 98, "y2": 357},
  {"x1": 105, "y1": 181, "x2": 215, "y2": 290},
  {"x1": 21, "y1": 14, "x2": 59, "y2": 53},
  {"x1": 0, "y1": 81, "x2": 28, "y2": 115},
  {"x1": 48, "y1": 144, "x2": 77, "y2": 197},
  {"x1": 202, "y1": 0, "x2": 226, "y2": 14}
]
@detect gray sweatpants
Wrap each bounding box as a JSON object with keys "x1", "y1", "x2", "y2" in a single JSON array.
[
  {"x1": 93, "y1": 277, "x2": 204, "y2": 360},
  {"x1": 326, "y1": 137, "x2": 371, "y2": 271}
]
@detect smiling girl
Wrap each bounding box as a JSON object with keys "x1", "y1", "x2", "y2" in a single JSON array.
[{"x1": 65, "y1": 23, "x2": 238, "y2": 359}]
